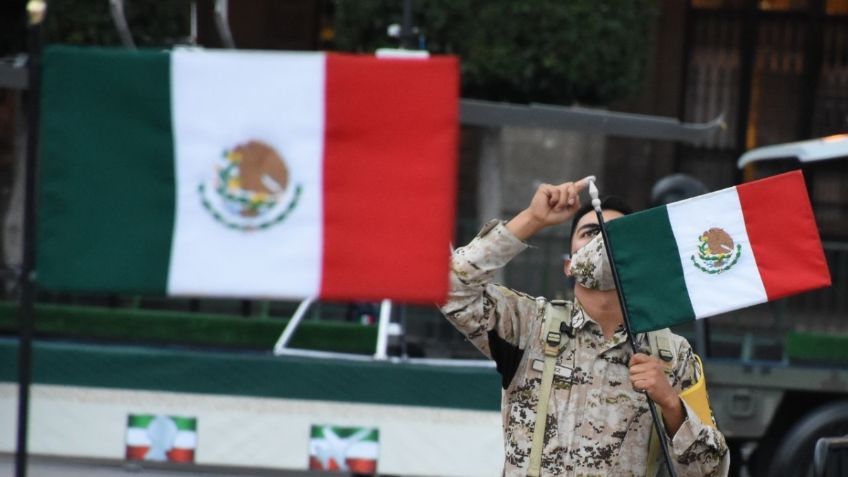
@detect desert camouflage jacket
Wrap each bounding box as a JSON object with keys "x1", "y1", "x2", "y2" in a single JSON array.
[{"x1": 440, "y1": 220, "x2": 730, "y2": 477}]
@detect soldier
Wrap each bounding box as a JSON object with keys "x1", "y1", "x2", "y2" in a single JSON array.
[{"x1": 441, "y1": 178, "x2": 729, "y2": 476}]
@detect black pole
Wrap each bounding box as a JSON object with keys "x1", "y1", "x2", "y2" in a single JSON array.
[
  {"x1": 400, "y1": 0, "x2": 414, "y2": 49},
  {"x1": 593, "y1": 205, "x2": 679, "y2": 477},
  {"x1": 15, "y1": 2, "x2": 45, "y2": 477}
]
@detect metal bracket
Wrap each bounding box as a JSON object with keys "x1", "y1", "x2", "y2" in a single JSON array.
[
  {"x1": 273, "y1": 298, "x2": 397, "y2": 361},
  {"x1": 109, "y1": 0, "x2": 136, "y2": 49},
  {"x1": 0, "y1": 56, "x2": 28, "y2": 90},
  {"x1": 460, "y1": 99, "x2": 725, "y2": 144},
  {"x1": 214, "y1": 0, "x2": 236, "y2": 49},
  {"x1": 109, "y1": 0, "x2": 234, "y2": 49}
]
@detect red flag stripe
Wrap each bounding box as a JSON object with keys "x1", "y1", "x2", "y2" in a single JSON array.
[
  {"x1": 126, "y1": 446, "x2": 195, "y2": 463},
  {"x1": 321, "y1": 54, "x2": 459, "y2": 303},
  {"x1": 347, "y1": 458, "x2": 378, "y2": 473},
  {"x1": 126, "y1": 446, "x2": 148, "y2": 461},
  {"x1": 167, "y1": 448, "x2": 195, "y2": 463},
  {"x1": 737, "y1": 170, "x2": 831, "y2": 300}
]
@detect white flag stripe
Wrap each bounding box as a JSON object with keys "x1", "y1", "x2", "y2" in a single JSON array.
[
  {"x1": 308, "y1": 440, "x2": 378, "y2": 460},
  {"x1": 126, "y1": 428, "x2": 197, "y2": 448},
  {"x1": 168, "y1": 49, "x2": 325, "y2": 298},
  {"x1": 666, "y1": 187, "x2": 768, "y2": 319},
  {"x1": 346, "y1": 441, "x2": 379, "y2": 459}
]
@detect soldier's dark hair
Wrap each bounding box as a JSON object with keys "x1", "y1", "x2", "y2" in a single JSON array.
[{"x1": 568, "y1": 196, "x2": 634, "y2": 247}]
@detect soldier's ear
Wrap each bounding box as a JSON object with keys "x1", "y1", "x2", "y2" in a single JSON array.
[{"x1": 563, "y1": 256, "x2": 572, "y2": 277}]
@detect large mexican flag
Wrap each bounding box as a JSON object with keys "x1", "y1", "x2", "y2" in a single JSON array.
[
  {"x1": 607, "y1": 171, "x2": 831, "y2": 333},
  {"x1": 37, "y1": 46, "x2": 458, "y2": 303}
]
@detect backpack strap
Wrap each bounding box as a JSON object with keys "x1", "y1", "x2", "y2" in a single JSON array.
[{"x1": 526, "y1": 301, "x2": 572, "y2": 477}]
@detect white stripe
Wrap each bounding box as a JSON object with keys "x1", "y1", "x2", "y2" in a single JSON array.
[
  {"x1": 125, "y1": 428, "x2": 196, "y2": 448},
  {"x1": 173, "y1": 431, "x2": 197, "y2": 448},
  {"x1": 666, "y1": 187, "x2": 767, "y2": 319},
  {"x1": 308, "y1": 439, "x2": 379, "y2": 460},
  {"x1": 168, "y1": 49, "x2": 325, "y2": 298},
  {"x1": 346, "y1": 441, "x2": 379, "y2": 459},
  {"x1": 125, "y1": 428, "x2": 150, "y2": 446}
]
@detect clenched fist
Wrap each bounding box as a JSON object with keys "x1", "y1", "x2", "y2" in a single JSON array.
[{"x1": 506, "y1": 178, "x2": 592, "y2": 241}]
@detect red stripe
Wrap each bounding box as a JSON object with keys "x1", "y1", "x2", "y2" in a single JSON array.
[
  {"x1": 167, "y1": 448, "x2": 195, "y2": 463},
  {"x1": 310, "y1": 456, "x2": 342, "y2": 471},
  {"x1": 126, "y1": 446, "x2": 195, "y2": 463},
  {"x1": 347, "y1": 457, "x2": 378, "y2": 473},
  {"x1": 321, "y1": 54, "x2": 459, "y2": 303},
  {"x1": 737, "y1": 170, "x2": 831, "y2": 300},
  {"x1": 126, "y1": 446, "x2": 148, "y2": 461}
]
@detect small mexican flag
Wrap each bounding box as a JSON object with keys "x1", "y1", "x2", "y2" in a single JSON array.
[
  {"x1": 308, "y1": 425, "x2": 379, "y2": 474},
  {"x1": 607, "y1": 170, "x2": 831, "y2": 333},
  {"x1": 125, "y1": 414, "x2": 197, "y2": 463},
  {"x1": 37, "y1": 46, "x2": 458, "y2": 303}
]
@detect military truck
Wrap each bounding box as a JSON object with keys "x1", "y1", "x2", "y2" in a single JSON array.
[{"x1": 695, "y1": 135, "x2": 848, "y2": 477}]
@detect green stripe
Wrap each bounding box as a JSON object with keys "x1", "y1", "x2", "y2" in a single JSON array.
[
  {"x1": 128, "y1": 415, "x2": 197, "y2": 431},
  {"x1": 311, "y1": 426, "x2": 379, "y2": 441},
  {"x1": 606, "y1": 206, "x2": 695, "y2": 333},
  {"x1": 0, "y1": 338, "x2": 500, "y2": 411},
  {"x1": 38, "y1": 46, "x2": 175, "y2": 294},
  {"x1": 128, "y1": 415, "x2": 155, "y2": 428}
]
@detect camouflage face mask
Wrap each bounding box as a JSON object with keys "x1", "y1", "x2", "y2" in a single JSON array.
[{"x1": 570, "y1": 233, "x2": 616, "y2": 291}]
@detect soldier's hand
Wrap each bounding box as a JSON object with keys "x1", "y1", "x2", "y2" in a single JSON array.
[
  {"x1": 630, "y1": 353, "x2": 686, "y2": 435},
  {"x1": 506, "y1": 178, "x2": 591, "y2": 241},
  {"x1": 629, "y1": 353, "x2": 678, "y2": 410}
]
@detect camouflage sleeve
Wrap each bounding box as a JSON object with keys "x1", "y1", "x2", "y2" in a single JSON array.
[
  {"x1": 669, "y1": 341, "x2": 730, "y2": 477},
  {"x1": 439, "y1": 220, "x2": 540, "y2": 359}
]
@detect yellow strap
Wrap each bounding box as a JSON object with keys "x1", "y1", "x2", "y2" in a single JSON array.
[
  {"x1": 679, "y1": 354, "x2": 715, "y2": 428},
  {"x1": 647, "y1": 352, "x2": 715, "y2": 476},
  {"x1": 526, "y1": 304, "x2": 570, "y2": 477}
]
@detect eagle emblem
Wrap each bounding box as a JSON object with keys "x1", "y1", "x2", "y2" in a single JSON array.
[
  {"x1": 199, "y1": 140, "x2": 302, "y2": 231},
  {"x1": 691, "y1": 227, "x2": 742, "y2": 274}
]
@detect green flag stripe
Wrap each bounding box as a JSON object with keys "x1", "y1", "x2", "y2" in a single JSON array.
[
  {"x1": 127, "y1": 415, "x2": 153, "y2": 428},
  {"x1": 311, "y1": 426, "x2": 379, "y2": 441},
  {"x1": 607, "y1": 206, "x2": 695, "y2": 333},
  {"x1": 37, "y1": 46, "x2": 175, "y2": 293},
  {"x1": 128, "y1": 414, "x2": 197, "y2": 431}
]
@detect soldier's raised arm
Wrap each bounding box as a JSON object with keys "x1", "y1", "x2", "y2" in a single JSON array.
[{"x1": 440, "y1": 179, "x2": 588, "y2": 358}]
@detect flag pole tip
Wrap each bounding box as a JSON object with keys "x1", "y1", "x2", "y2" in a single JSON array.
[
  {"x1": 586, "y1": 177, "x2": 601, "y2": 211},
  {"x1": 27, "y1": 0, "x2": 47, "y2": 25}
]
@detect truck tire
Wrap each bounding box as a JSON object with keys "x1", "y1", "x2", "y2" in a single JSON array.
[{"x1": 766, "y1": 400, "x2": 848, "y2": 477}]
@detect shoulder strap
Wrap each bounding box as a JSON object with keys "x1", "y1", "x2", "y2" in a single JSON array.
[
  {"x1": 526, "y1": 302, "x2": 571, "y2": 477},
  {"x1": 647, "y1": 328, "x2": 675, "y2": 363}
]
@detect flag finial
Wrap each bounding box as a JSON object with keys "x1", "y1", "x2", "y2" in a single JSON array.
[{"x1": 586, "y1": 176, "x2": 601, "y2": 211}]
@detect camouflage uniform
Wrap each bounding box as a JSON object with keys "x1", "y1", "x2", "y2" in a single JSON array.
[{"x1": 441, "y1": 221, "x2": 729, "y2": 477}]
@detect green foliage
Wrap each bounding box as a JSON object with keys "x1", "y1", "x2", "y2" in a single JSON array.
[
  {"x1": 43, "y1": 0, "x2": 188, "y2": 47},
  {"x1": 333, "y1": 0, "x2": 656, "y2": 105}
]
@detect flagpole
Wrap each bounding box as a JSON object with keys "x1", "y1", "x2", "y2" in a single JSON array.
[
  {"x1": 15, "y1": 2, "x2": 46, "y2": 477},
  {"x1": 587, "y1": 179, "x2": 679, "y2": 477}
]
